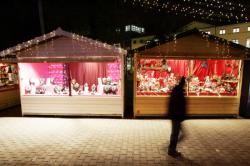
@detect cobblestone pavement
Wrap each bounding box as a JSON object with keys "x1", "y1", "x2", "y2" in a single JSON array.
[{"x1": 0, "y1": 117, "x2": 250, "y2": 166}]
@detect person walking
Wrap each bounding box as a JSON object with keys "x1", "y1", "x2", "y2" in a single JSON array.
[{"x1": 168, "y1": 76, "x2": 187, "y2": 157}]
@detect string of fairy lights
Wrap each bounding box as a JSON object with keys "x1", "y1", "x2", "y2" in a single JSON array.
[
  {"x1": 134, "y1": 28, "x2": 250, "y2": 59},
  {"x1": 125, "y1": 0, "x2": 249, "y2": 23},
  {"x1": 0, "y1": 28, "x2": 126, "y2": 58}
]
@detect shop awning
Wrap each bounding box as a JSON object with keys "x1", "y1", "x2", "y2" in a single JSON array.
[
  {"x1": 134, "y1": 29, "x2": 250, "y2": 60},
  {"x1": 0, "y1": 28, "x2": 126, "y2": 62}
]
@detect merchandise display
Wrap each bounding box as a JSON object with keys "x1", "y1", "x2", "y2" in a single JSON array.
[
  {"x1": 188, "y1": 73, "x2": 238, "y2": 96},
  {"x1": 48, "y1": 63, "x2": 68, "y2": 86},
  {"x1": 136, "y1": 58, "x2": 240, "y2": 97},
  {"x1": 102, "y1": 76, "x2": 119, "y2": 95},
  {"x1": 20, "y1": 62, "x2": 121, "y2": 96},
  {"x1": 0, "y1": 63, "x2": 19, "y2": 90},
  {"x1": 19, "y1": 63, "x2": 69, "y2": 96},
  {"x1": 136, "y1": 59, "x2": 188, "y2": 96},
  {"x1": 71, "y1": 76, "x2": 120, "y2": 96},
  {"x1": 70, "y1": 62, "x2": 121, "y2": 96}
]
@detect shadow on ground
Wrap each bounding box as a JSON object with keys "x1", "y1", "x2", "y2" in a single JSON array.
[
  {"x1": 171, "y1": 155, "x2": 202, "y2": 166},
  {"x1": 0, "y1": 105, "x2": 22, "y2": 117}
]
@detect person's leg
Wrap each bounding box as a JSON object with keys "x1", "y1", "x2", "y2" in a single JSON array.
[
  {"x1": 168, "y1": 120, "x2": 181, "y2": 153},
  {"x1": 178, "y1": 122, "x2": 185, "y2": 143}
]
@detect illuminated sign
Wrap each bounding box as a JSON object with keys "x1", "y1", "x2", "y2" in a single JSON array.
[{"x1": 125, "y1": 25, "x2": 145, "y2": 33}]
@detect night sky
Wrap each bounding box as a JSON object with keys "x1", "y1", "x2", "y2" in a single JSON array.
[{"x1": 0, "y1": 0, "x2": 249, "y2": 50}]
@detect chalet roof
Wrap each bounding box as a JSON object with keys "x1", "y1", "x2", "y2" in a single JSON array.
[
  {"x1": 133, "y1": 28, "x2": 250, "y2": 60},
  {"x1": 175, "y1": 21, "x2": 214, "y2": 33},
  {"x1": 0, "y1": 28, "x2": 126, "y2": 62}
]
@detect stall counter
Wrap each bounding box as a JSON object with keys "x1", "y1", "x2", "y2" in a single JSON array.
[
  {"x1": 134, "y1": 96, "x2": 239, "y2": 116},
  {"x1": 0, "y1": 87, "x2": 20, "y2": 110},
  {"x1": 21, "y1": 95, "x2": 123, "y2": 116}
]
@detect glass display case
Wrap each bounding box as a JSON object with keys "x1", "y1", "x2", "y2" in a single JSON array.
[
  {"x1": 19, "y1": 63, "x2": 69, "y2": 96},
  {"x1": 136, "y1": 59, "x2": 188, "y2": 96},
  {"x1": 136, "y1": 58, "x2": 240, "y2": 97},
  {"x1": 69, "y1": 62, "x2": 121, "y2": 96},
  {"x1": 0, "y1": 63, "x2": 19, "y2": 91},
  {"x1": 188, "y1": 60, "x2": 240, "y2": 96},
  {"x1": 19, "y1": 62, "x2": 121, "y2": 96}
]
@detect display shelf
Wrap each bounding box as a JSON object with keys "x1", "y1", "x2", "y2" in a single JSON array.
[
  {"x1": 0, "y1": 85, "x2": 19, "y2": 92},
  {"x1": 188, "y1": 92, "x2": 237, "y2": 96},
  {"x1": 141, "y1": 67, "x2": 164, "y2": 71},
  {"x1": 221, "y1": 80, "x2": 238, "y2": 83},
  {"x1": 137, "y1": 91, "x2": 170, "y2": 96}
]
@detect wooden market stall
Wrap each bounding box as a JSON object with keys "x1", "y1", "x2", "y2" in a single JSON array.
[
  {"x1": 133, "y1": 29, "x2": 250, "y2": 117},
  {"x1": 0, "y1": 55, "x2": 20, "y2": 110},
  {"x1": 0, "y1": 28, "x2": 126, "y2": 116}
]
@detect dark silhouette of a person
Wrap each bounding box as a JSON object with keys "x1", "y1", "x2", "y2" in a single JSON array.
[{"x1": 168, "y1": 76, "x2": 187, "y2": 157}]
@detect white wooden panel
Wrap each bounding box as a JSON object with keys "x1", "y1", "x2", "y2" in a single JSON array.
[
  {"x1": 135, "y1": 96, "x2": 239, "y2": 116},
  {"x1": 21, "y1": 96, "x2": 123, "y2": 116}
]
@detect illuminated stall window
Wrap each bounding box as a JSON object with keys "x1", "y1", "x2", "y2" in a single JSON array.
[
  {"x1": 136, "y1": 58, "x2": 188, "y2": 96},
  {"x1": 136, "y1": 58, "x2": 241, "y2": 97},
  {"x1": 188, "y1": 60, "x2": 240, "y2": 96},
  {"x1": 19, "y1": 62, "x2": 122, "y2": 97},
  {"x1": 69, "y1": 61, "x2": 121, "y2": 96},
  {"x1": 19, "y1": 63, "x2": 69, "y2": 96},
  {"x1": 0, "y1": 63, "x2": 19, "y2": 89}
]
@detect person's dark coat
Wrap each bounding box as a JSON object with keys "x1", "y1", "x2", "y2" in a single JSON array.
[{"x1": 168, "y1": 78, "x2": 186, "y2": 121}]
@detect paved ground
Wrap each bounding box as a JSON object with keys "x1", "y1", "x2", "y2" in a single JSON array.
[{"x1": 0, "y1": 114, "x2": 250, "y2": 166}]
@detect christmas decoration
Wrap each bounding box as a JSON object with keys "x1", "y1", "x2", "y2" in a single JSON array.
[
  {"x1": 201, "y1": 60, "x2": 208, "y2": 68},
  {"x1": 126, "y1": 0, "x2": 249, "y2": 23},
  {"x1": 134, "y1": 28, "x2": 250, "y2": 60},
  {"x1": 0, "y1": 27, "x2": 126, "y2": 59}
]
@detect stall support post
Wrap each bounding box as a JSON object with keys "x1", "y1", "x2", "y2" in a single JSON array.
[
  {"x1": 124, "y1": 53, "x2": 134, "y2": 118},
  {"x1": 133, "y1": 54, "x2": 137, "y2": 118},
  {"x1": 67, "y1": 63, "x2": 72, "y2": 96},
  {"x1": 240, "y1": 60, "x2": 250, "y2": 117}
]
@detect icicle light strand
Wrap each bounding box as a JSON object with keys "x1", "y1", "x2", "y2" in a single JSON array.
[{"x1": 127, "y1": 0, "x2": 249, "y2": 23}]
